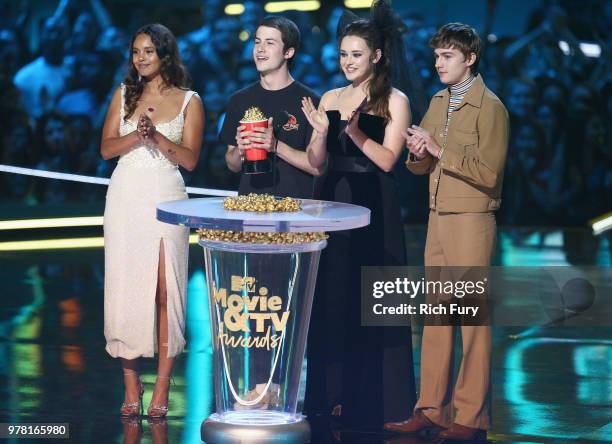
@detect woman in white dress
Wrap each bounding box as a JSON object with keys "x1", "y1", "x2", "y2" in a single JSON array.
[{"x1": 100, "y1": 23, "x2": 204, "y2": 418}]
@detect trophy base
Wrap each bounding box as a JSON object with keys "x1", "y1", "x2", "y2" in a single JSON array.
[
  {"x1": 242, "y1": 158, "x2": 271, "y2": 174},
  {"x1": 201, "y1": 412, "x2": 310, "y2": 443}
]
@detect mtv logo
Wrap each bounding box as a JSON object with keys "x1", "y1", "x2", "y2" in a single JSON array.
[{"x1": 231, "y1": 275, "x2": 256, "y2": 293}]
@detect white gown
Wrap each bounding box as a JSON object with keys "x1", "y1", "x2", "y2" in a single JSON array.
[{"x1": 104, "y1": 84, "x2": 196, "y2": 359}]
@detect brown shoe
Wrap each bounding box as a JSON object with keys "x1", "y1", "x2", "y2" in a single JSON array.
[
  {"x1": 438, "y1": 423, "x2": 486, "y2": 441},
  {"x1": 383, "y1": 410, "x2": 442, "y2": 434}
]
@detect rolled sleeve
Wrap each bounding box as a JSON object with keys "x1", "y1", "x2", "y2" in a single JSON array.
[{"x1": 406, "y1": 154, "x2": 435, "y2": 175}]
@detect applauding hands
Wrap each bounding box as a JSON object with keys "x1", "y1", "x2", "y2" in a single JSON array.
[
  {"x1": 301, "y1": 97, "x2": 329, "y2": 136},
  {"x1": 403, "y1": 125, "x2": 442, "y2": 160}
]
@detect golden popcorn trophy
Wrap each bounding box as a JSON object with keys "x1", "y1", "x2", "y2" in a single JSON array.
[
  {"x1": 157, "y1": 195, "x2": 370, "y2": 443},
  {"x1": 240, "y1": 107, "x2": 271, "y2": 174}
]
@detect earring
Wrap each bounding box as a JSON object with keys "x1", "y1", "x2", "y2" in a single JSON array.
[{"x1": 138, "y1": 74, "x2": 142, "y2": 82}]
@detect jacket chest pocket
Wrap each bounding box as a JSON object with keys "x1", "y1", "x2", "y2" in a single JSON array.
[{"x1": 452, "y1": 128, "x2": 479, "y2": 148}]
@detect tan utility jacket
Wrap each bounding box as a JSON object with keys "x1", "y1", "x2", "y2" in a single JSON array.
[{"x1": 406, "y1": 74, "x2": 509, "y2": 212}]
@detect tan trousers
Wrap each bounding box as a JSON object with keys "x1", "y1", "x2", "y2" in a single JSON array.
[{"x1": 415, "y1": 210, "x2": 496, "y2": 429}]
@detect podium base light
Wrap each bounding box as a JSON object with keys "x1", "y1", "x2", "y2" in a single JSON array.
[
  {"x1": 242, "y1": 158, "x2": 271, "y2": 174},
  {"x1": 201, "y1": 412, "x2": 310, "y2": 443}
]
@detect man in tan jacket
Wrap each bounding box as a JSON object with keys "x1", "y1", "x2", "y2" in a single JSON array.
[{"x1": 384, "y1": 23, "x2": 509, "y2": 441}]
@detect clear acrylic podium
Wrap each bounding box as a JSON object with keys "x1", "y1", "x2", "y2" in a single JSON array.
[{"x1": 157, "y1": 198, "x2": 369, "y2": 443}]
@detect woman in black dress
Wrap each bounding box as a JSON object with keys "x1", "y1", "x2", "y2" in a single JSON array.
[{"x1": 301, "y1": 0, "x2": 416, "y2": 429}]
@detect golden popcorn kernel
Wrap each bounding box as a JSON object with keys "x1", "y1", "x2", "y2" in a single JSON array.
[
  {"x1": 241, "y1": 107, "x2": 266, "y2": 122},
  {"x1": 197, "y1": 228, "x2": 327, "y2": 244},
  {"x1": 223, "y1": 194, "x2": 301, "y2": 212}
]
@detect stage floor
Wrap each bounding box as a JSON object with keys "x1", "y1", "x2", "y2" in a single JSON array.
[{"x1": 0, "y1": 227, "x2": 610, "y2": 443}]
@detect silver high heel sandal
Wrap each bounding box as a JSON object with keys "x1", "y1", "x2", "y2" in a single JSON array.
[
  {"x1": 120, "y1": 369, "x2": 144, "y2": 417},
  {"x1": 147, "y1": 375, "x2": 172, "y2": 418}
]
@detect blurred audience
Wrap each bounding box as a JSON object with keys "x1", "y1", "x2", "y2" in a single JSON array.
[{"x1": 0, "y1": 0, "x2": 609, "y2": 257}]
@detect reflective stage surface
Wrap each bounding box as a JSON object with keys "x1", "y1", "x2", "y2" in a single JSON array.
[{"x1": 0, "y1": 227, "x2": 610, "y2": 443}]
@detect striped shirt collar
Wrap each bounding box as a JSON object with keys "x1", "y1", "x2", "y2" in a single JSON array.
[
  {"x1": 449, "y1": 74, "x2": 476, "y2": 97},
  {"x1": 433, "y1": 74, "x2": 486, "y2": 108}
]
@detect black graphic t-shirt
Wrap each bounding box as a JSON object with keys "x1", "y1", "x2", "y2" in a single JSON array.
[{"x1": 219, "y1": 81, "x2": 320, "y2": 199}]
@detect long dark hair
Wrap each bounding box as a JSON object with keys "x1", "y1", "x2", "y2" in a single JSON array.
[
  {"x1": 338, "y1": 0, "x2": 407, "y2": 121},
  {"x1": 123, "y1": 23, "x2": 190, "y2": 120}
]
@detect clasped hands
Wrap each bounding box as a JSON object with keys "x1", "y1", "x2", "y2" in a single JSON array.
[
  {"x1": 403, "y1": 125, "x2": 442, "y2": 160},
  {"x1": 235, "y1": 117, "x2": 276, "y2": 154},
  {"x1": 136, "y1": 113, "x2": 177, "y2": 157},
  {"x1": 137, "y1": 113, "x2": 156, "y2": 140}
]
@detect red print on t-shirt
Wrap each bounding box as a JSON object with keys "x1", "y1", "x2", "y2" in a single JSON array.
[{"x1": 283, "y1": 113, "x2": 299, "y2": 131}]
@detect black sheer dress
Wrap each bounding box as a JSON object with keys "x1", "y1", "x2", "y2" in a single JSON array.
[{"x1": 305, "y1": 110, "x2": 416, "y2": 428}]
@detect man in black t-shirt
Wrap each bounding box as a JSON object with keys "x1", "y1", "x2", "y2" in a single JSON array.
[{"x1": 220, "y1": 16, "x2": 321, "y2": 199}]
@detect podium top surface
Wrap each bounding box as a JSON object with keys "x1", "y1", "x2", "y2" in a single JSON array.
[{"x1": 157, "y1": 198, "x2": 370, "y2": 232}]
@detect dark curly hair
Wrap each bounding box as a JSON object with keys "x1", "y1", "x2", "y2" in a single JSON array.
[
  {"x1": 123, "y1": 23, "x2": 190, "y2": 120},
  {"x1": 338, "y1": 1, "x2": 406, "y2": 122}
]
